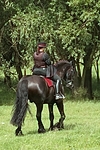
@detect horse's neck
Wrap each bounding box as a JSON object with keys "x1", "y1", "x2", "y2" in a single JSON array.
[
  {"x1": 56, "y1": 65, "x2": 66, "y2": 78},
  {"x1": 55, "y1": 61, "x2": 71, "y2": 78}
]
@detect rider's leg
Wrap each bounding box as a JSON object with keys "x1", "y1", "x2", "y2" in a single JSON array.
[{"x1": 53, "y1": 75, "x2": 65, "y2": 100}]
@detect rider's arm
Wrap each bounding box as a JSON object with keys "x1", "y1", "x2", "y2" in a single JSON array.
[{"x1": 43, "y1": 53, "x2": 51, "y2": 65}]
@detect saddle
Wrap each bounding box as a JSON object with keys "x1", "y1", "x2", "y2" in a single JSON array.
[{"x1": 44, "y1": 77, "x2": 54, "y2": 87}]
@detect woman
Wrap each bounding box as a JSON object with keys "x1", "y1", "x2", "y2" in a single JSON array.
[{"x1": 32, "y1": 41, "x2": 65, "y2": 100}]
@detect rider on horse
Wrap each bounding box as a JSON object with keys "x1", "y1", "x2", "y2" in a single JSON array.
[{"x1": 32, "y1": 41, "x2": 65, "y2": 100}]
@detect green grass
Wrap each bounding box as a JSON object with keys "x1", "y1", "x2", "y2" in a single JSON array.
[{"x1": 0, "y1": 101, "x2": 100, "y2": 150}]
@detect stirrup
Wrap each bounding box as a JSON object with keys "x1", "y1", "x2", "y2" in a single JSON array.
[
  {"x1": 55, "y1": 93, "x2": 65, "y2": 100},
  {"x1": 61, "y1": 93, "x2": 65, "y2": 99}
]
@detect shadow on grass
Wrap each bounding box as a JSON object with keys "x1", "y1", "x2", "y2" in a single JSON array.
[
  {"x1": 65, "y1": 123, "x2": 76, "y2": 130},
  {"x1": 27, "y1": 130, "x2": 40, "y2": 135},
  {"x1": 26, "y1": 123, "x2": 77, "y2": 136}
]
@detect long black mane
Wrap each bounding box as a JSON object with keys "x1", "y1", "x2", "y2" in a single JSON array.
[
  {"x1": 55, "y1": 60, "x2": 69, "y2": 66},
  {"x1": 55, "y1": 60, "x2": 71, "y2": 69}
]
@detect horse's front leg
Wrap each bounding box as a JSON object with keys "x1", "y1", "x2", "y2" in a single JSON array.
[
  {"x1": 48, "y1": 104, "x2": 54, "y2": 131},
  {"x1": 15, "y1": 126, "x2": 23, "y2": 136},
  {"x1": 55, "y1": 100, "x2": 66, "y2": 130},
  {"x1": 36, "y1": 104, "x2": 46, "y2": 133}
]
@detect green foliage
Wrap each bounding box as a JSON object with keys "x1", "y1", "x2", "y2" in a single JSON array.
[
  {"x1": 1, "y1": 0, "x2": 100, "y2": 60},
  {"x1": 0, "y1": 82, "x2": 15, "y2": 105},
  {"x1": 0, "y1": 0, "x2": 100, "y2": 98},
  {"x1": 56, "y1": 0, "x2": 100, "y2": 58},
  {"x1": 73, "y1": 87, "x2": 88, "y2": 100}
]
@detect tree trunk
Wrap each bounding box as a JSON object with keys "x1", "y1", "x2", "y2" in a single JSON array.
[
  {"x1": 81, "y1": 47, "x2": 94, "y2": 99},
  {"x1": 76, "y1": 54, "x2": 82, "y2": 87},
  {"x1": 4, "y1": 71, "x2": 11, "y2": 87},
  {"x1": 96, "y1": 59, "x2": 100, "y2": 83},
  {"x1": 84, "y1": 66, "x2": 93, "y2": 99},
  {"x1": 15, "y1": 65, "x2": 23, "y2": 80}
]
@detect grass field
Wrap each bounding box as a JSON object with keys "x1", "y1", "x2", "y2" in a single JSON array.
[{"x1": 0, "y1": 100, "x2": 100, "y2": 150}]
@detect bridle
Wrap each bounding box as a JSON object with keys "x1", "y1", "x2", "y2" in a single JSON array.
[{"x1": 65, "y1": 65, "x2": 75, "y2": 89}]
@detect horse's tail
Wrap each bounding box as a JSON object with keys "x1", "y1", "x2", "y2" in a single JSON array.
[{"x1": 10, "y1": 80, "x2": 28, "y2": 127}]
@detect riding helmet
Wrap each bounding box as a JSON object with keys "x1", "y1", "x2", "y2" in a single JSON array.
[{"x1": 37, "y1": 41, "x2": 46, "y2": 48}]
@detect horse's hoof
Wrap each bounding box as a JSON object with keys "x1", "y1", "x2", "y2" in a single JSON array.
[
  {"x1": 48, "y1": 127, "x2": 53, "y2": 131},
  {"x1": 15, "y1": 130, "x2": 24, "y2": 136},
  {"x1": 38, "y1": 128, "x2": 46, "y2": 133},
  {"x1": 53, "y1": 127, "x2": 59, "y2": 131},
  {"x1": 52, "y1": 122, "x2": 64, "y2": 130}
]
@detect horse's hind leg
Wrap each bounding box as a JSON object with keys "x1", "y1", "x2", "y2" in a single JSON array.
[
  {"x1": 55, "y1": 100, "x2": 66, "y2": 130},
  {"x1": 15, "y1": 126, "x2": 23, "y2": 136},
  {"x1": 36, "y1": 104, "x2": 46, "y2": 133}
]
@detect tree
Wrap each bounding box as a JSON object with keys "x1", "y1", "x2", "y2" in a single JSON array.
[
  {"x1": 0, "y1": 0, "x2": 100, "y2": 99},
  {"x1": 55, "y1": 0, "x2": 100, "y2": 98}
]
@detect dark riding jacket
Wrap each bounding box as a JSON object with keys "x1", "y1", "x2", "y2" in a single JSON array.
[
  {"x1": 33, "y1": 52, "x2": 51, "y2": 67},
  {"x1": 33, "y1": 51, "x2": 56, "y2": 78}
]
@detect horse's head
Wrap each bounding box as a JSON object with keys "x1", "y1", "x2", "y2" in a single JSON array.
[
  {"x1": 65, "y1": 62, "x2": 75, "y2": 89},
  {"x1": 55, "y1": 60, "x2": 75, "y2": 89}
]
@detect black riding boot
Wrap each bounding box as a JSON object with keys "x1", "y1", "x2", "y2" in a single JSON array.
[{"x1": 55, "y1": 80, "x2": 65, "y2": 100}]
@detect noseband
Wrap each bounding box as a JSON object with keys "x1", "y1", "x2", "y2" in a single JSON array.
[{"x1": 66, "y1": 66, "x2": 74, "y2": 89}]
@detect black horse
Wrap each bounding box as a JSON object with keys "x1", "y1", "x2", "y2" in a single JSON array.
[{"x1": 10, "y1": 60, "x2": 74, "y2": 136}]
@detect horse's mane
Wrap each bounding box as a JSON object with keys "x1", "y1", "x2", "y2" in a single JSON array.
[{"x1": 55, "y1": 60, "x2": 70, "y2": 67}]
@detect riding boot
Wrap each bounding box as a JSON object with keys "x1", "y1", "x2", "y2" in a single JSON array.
[{"x1": 55, "y1": 80, "x2": 65, "y2": 100}]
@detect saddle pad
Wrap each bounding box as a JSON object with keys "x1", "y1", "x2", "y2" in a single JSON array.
[{"x1": 44, "y1": 78, "x2": 54, "y2": 87}]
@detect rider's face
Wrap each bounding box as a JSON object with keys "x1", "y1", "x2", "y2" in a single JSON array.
[{"x1": 38, "y1": 47, "x2": 45, "y2": 52}]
